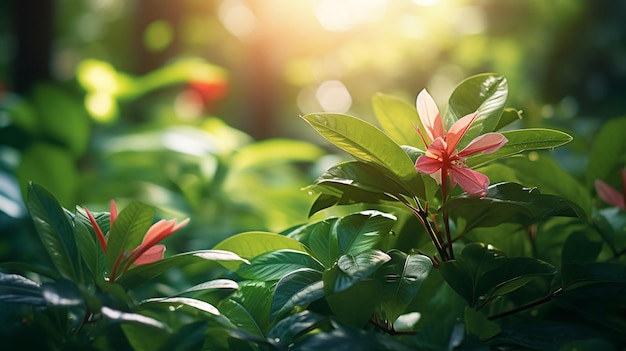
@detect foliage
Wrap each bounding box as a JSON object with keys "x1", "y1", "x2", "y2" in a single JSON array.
[{"x1": 2, "y1": 74, "x2": 626, "y2": 350}]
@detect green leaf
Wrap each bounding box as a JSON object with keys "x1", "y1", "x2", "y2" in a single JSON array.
[
  {"x1": 586, "y1": 116, "x2": 626, "y2": 188},
  {"x1": 172, "y1": 279, "x2": 239, "y2": 296},
  {"x1": 271, "y1": 268, "x2": 325, "y2": 319},
  {"x1": 442, "y1": 182, "x2": 586, "y2": 234},
  {"x1": 561, "y1": 232, "x2": 603, "y2": 285},
  {"x1": 106, "y1": 201, "x2": 155, "y2": 272},
  {"x1": 140, "y1": 297, "x2": 220, "y2": 316},
  {"x1": 230, "y1": 139, "x2": 324, "y2": 172},
  {"x1": 117, "y1": 250, "x2": 248, "y2": 288},
  {"x1": 291, "y1": 323, "x2": 414, "y2": 351},
  {"x1": 285, "y1": 218, "x2": 338, "y2": 268},
  {"x1": 308, "y1": 160, "x2": 417, "y2": 202},
  {"x1": 213, "y1": 232, "x2": 308, "y2": 271},
  {"x1": 31, "y1": 82, "x2": 90, "y2": 156},
  {"x1": 372, "y1": 93, "x2": 424, "y2": 149},
  {"x1": 219, "y1": 281, "x2": 273, "y2": 338},
  {"x1": 18, "y1": 143, "x2": 79, "y2": 208},
  {"x1": 439, "y1": 243, "x2": 557, "y2": 307},
  {"x1": 325, "y1": 279, "x2": 383, "y2": 327},
  {"x1": 374, "y1": 250, "x2": 433, "y2": 323},
  {"x1": 73, "y1": 214, "x2": 107, "y2": 281},
  {"x1": 494, "y1": 107, "x2": 523, "y2": 131},
  {"x1": 101, "y1": 306, "x2": 168, "y2": 330},
  {"x1": 464, "y1": 306, "x2": 501, "y2": 341},
  {"x1": 335, "y1": 210, "x2": 396, "y2": 256},
  {"x1": 302, "y1": 113, "x2": 424, "y2": 198},
  {"x1": 41, "y1": 280, "x2": 83, "y2": 306},
  {"x1": 446, "y1": 74, "x2": 508, "y2": 147},
  {"x1": 237, "y1": 249, "x2": 324, "y2": 281},
  {"x1": 0, "y1": 272, "x2": 45, "y2": 306},
  {"x1": 267, "y1": 311, "x2": 327, "y2": 349},
  {"x1": 26, "y1": 183, "x2": 80, "y2": 281},
  {"x1": 466, "y1": 128, "x2": 573, "y2": 168},
  {"x1": 323, "y1": 250, "x2": 390, "y2": 294},
  {"x1": 482, "y1": 154, "x2": 592, "y2": 217}
]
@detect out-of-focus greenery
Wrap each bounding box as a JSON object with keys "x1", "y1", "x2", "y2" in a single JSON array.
[{"x1": 1, "y1": 1, "x2": 625, "y2": 263}]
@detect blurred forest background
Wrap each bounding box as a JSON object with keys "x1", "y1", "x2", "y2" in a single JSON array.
[{"x1": 1, "y1": 0, "x2": 626, "y2": 262}]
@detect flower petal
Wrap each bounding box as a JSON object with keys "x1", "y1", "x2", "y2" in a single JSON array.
[
  {"x1": 133, "y1": 245, "x2": 166, "y2": 265},
  {"x1": 450, "y1": 166, "x2": 489, "y2": 197},
  {"x1": 444, "y1": 113, "x2": 477, "y2": 154},
  {"x1": 595, "y1": 180, "x2": 626, "y2": 210},
  {"x1": 126, "y1": 218, "x2": 190, "y2": 268},
  {"x1": 415, "y1": 154, "x2": 443, "y2": 175},
  {"x1": 85, "y1": 207, "x2": 107, "y2": 252},
  {"x1": 416, "y1": 89, "x2": 445, "y2": 143},
  {"x1": 458, "y1": 133, "x2": 508, "y2": 157},
  {"x1": 110, "y1": 200, "x2": 118, "y2": 226},
  {"x1": 416, "y1": 139, "x2": 447, "y2": 174}
]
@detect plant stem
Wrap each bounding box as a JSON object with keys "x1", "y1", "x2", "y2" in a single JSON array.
[
  {"x1": 488, "y1": 287, "x2": 563, "y2": 320},
  {"x1": 440, "y1": 168, "x2": 454, "y2": 260}
]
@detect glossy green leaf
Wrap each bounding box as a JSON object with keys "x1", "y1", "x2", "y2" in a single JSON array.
[
  {"x1": 0, "y1": 272, "x2": 45, "y2": 306},
  {"x1": 440, "y1": 243, "x2": 557, "y2": 307},
  {"x1": 173, "y1": 279, "x2": 239, "y2": 296},
  {"x1": 41, "y1": 280, "x2": 83, "y2": 306},
  {"x1": 466, "y1": 128, "x2": 573, "y2": 168},
  {"x1": 237, "y1": 249, "x2": 324, "y2": 281},
  {"x1": 0, "y1": 262, "x2": 59, "y2": 280},
  {"x1": 73, "y1": 214, "x2": 107, "y2": 281},
  {"x1": 374, "y1": 250, "x2": 433, "y2": 323},
  {"x1": 271, "y1": 268, "x2": 325, "y2": 319},
  {"x1": 335, "y1": 210, "x2": 396, "y2": 256},
  {"x1": 140, "y1": 297, "x2": 220, "y2": 316},
  {"x1": 325, "y1": 279, "x2": 383, "y2": 327},
  {"x1": 306, "y1": 184, "x2": 391, "y2": 217},
  {"x1": 372, "y1": 93, "x2": 424, "y2": 149},
  {"x1": 101, "y1": 306, "x2": 167, "y2": 330},
  {"x1": 442, "y1": 182, "x2": 585, "y2": 234},
  {"x1": 494, "y1": 107, "x2": 523, "y2": 131},
  {"x1": 290, "y1": 322, "x2": 414, "y2": 351},
  {"x1": 285, "y1": 218, "x2": 338, "y2": 268},
  {"x1": 324, "y1": 250, "x2": 390, "y2": 294},
  {"x1": 308, "y1": 160, "x2": 417, "y2": 201},
  {"x1": 219, "y1": 281, "x2": 273, "y2": 337},
  {"x1": 117, "y1": 250, "x2": 248, "y2": 288},
  {"x1": 267, "y1": 310, "x2": 327, "y2": 349},
  {"x1": 106, "y1": 201, "x2": 155, "y2": 272},
  {"x1": 586, "y1": 116, "x2": 626, "y2": 188},
  {"x1": 464, "y1": 306, "x2": 501, "y2": 341},
  {"x1": 213, "y1": 232, "x2": 308, "y2": 271},
  {"x1": 301, "y1": 113, "x2": 424, "y2": 197},
  {"x1": 446, "y1": 74, "x2": 508, "y2": 147},
  {"x1": 26, "y1": 183, "x2": 80, "y2": 281},
  {"x1": 483, "y1": 154, "x2": 592, "y2": 217}
]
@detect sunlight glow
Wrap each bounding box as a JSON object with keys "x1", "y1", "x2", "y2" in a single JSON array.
[
  {"x1": 314, "y1": 0, "x2": 388, "y2": 31},
  {"x1": 85, "y1": 92, "x2": 116, "y2": 122},
  {"x1": 452, "y1": 6, "x2": 487, "y2": 35},
  {"x1": 218, "y1": 0, "x2": 257, "y2": 39},
  {"x1": 316, "y1": 80, "x2": 352, "y2": 113},
  {"x1": 412, "y1": 0, "x2": 440, "y2": 6}
]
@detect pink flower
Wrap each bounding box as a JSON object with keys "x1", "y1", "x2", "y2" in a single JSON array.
[
  {"x1": 414, "y1": 89, "x2": 508, "y2": 197},
  {"x1": 84, "y1": 200, "x2": 189, "y2": 281},
  {"x1": 595, "y1": 168, "x2": 626, "y2": 210}
]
